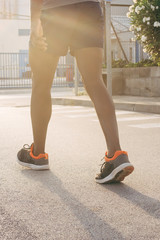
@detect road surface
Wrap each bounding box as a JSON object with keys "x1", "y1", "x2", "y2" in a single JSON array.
[{"x1": 0, "y1": 105, "x2": 160, "y2": 239}]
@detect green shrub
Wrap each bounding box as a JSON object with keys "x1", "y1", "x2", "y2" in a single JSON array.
[
  {"x1": 112, "y1": 59, "x2": 128, "y2": 68},
  {"x1": 103, "y1": 59, "x2": 158, "y2": 68},
  {"x1": 125, "y1": 59, "x2": 158, "y2": 67}
]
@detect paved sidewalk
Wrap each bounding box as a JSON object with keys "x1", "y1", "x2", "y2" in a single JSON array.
[
  {"x1": 52, "y1": 95, "x2": 160, "y2": 114},
  {"x1": 0, "y1": 89, "x2": 160, "y2": 114}
]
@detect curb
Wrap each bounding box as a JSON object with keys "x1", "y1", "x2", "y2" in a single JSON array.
[
  {"x1": 114, "y1": 101, "x2": 160, "y2": 114},
  {"x1": 52, "y1": 97, "x2": 160, "y2": 114},
  {"x1": 52, "y1": 97, "x2": 94, "y2": 108}
]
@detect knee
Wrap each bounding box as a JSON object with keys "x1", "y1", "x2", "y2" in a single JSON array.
[
  {"x1": 84, "y1": 77, "x2": 104, "y2": 95},
  {"x1": 32, "y1": 74, "x2": 52, "y2": 93},
  {"x1": 32, "y1": 81, "x2": 51, "y2": 98}
]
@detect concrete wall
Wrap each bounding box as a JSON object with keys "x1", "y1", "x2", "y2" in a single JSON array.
[
  {"x1": 102, "y1": 68, "x2": 124, "y2": 95},
  {"x1": 123, "y1": 67, "x2": 160, "y2": 97},
  {"x1": 102, "y1": 67, "x2": 160, "y2": 97}
]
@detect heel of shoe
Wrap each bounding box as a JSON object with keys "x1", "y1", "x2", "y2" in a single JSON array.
[{"x1": 115, "y1": 165, "x2": 134, "y2": 182}]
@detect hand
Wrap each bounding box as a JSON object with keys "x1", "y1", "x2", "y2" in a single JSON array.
[{"x1": 30, "y1": 19, "x2": 48, "y2": 51}]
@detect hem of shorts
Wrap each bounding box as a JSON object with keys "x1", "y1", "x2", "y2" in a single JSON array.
[
  {"x1": 41, "y1": 0, "x2": 99, "y2": 11},
  {"x1": 70, "y1": 46, "x2": 103, "y2": 56}
]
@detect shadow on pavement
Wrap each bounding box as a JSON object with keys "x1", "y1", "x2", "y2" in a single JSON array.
[
  {"x1": 100, "y1": 183, "x2": 160, "y2": 220},
  {"x1": 21, "y1": 169, "x2": 125, "y2": 240}
]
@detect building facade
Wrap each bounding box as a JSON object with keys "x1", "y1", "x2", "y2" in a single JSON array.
[{"x1": 0, "y1": 0, "x2": 30, "y2": 19}]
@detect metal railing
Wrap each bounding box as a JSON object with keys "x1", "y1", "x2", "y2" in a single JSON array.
[{"x1": 0, "y1": 52, "x2": 78, "y2": 89}]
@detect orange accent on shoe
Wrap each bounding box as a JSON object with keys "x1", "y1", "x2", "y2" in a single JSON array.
[
  {"x1": 29, "y1": 144, "x2": 48, "y2": 160},
  {"x1": 114, "y1": 166, "x2": 134, "y2": 182},
  {"x1": 105, "y1": 151, "x2": 128, "y2": 162}
]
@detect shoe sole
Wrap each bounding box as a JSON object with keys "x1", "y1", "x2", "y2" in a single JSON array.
[
  {"x1": 95, "y1": 163, "x2": 134, "y2": 184},
  {"x1": 17, "y1": 158, "x2": 49, "y2": 170}
]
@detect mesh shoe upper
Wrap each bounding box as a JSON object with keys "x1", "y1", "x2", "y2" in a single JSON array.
[
  {"x1": 95, "y1": 151, "x2": 132, "y2": 181},
  {"x1": 17, "y1": 144, "x2": 49, "y2": 166}
]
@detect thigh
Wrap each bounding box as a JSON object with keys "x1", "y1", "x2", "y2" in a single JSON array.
[
  {"x1": 40, "y1": 6, "x2": 77, "y2": 56},
  {"x1": 29, "y1": 45, "x2": 60, "y2": 89},
  {"x1": 75, "y1": 47, "x2": 104, "y2": 84},
  {"x1": 70, "y1": 2, "x2": 104, "y2": 56}
]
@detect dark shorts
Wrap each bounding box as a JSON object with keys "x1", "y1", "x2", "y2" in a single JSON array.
[{"x1": 37, "y1": 1, "x2": 104, "y2": 56}]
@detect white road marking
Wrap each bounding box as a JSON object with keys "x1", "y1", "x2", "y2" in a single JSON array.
[
  {"x1": 53, "y1": 109, "x2": 95, "y2": 114},
  {"x1": 117, "y1": 116, "x2": 160, "y2": 122},
  {"x1": 53, "y1": 108, "x2": 135, "y2": 117},
  {"x1": 53, "y1": 108, "x2": 134, "y2": 115},
  {"x1": 52, "y1": 106, "x2": 84, "y2": 110},
  {"x1": 5, "y1": 104, "x2": 160, "y2": 129},
  {"x1": 92, "y1": 115, "x2": 160, "y2": 122},
  {"x1": 66, "y1": 113, "x2": 97, "y2": 118},
  {"x1": 129, "y1": 123, "x2": 160, "y2": 128},
  {"x1": 116, "y1": 111, "x2": 135, "y2": 115},
  {"x1": 0, "y1": 95, "x2": 31, "y2": 99}
]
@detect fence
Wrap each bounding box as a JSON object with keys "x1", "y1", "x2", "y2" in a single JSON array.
[{"x1": 0, "y1": 52, "x2": 78, "y2": 89}]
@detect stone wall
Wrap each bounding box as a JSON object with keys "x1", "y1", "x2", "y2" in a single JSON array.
[
  {"x1": 102, "y1": 68, "x2": 124, "y2": 95},
  {"x1": 102, "y1": 67, "x2": 160, "y2": 97}
]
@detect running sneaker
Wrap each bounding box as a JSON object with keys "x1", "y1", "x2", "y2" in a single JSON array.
[
  {"x1": 95, "y1": 151, "x2": 134, "y2": 184},
  {"x1": 17, "y1": 144, "x2": 49, "y2": 170}
]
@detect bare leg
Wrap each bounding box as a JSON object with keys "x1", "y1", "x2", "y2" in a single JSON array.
[
  {"x1": 29, "y1": 48, "x2": 59, "y2": 156},
  {"x1": 75, "y1": 48, "x2": 121, "y2": 157}
]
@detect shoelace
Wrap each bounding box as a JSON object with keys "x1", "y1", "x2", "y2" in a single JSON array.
[
  {"x1": 23, "y1": 144, "x2": 31, "y2": 150},
  {"x1": 100, "y1": 157, "x2": 107, "y2": 173},
  {"x1": 23, "y1": 144, "x2": 48, "y2": 159}
]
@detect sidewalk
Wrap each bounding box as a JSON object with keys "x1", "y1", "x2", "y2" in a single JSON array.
[
  {"x1": 52, "y1": 94, "x2": 160, "y2": 114},
  {"x1": 0, "y1": 88, "x2": 160, "y2": 114}
]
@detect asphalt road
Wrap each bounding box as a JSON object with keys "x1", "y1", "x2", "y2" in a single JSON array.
[{"x1": 0, "y1": 105, "x2": 160, "y2": 240}]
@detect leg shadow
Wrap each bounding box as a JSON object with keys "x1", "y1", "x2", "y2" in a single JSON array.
[
  {"x1": 21, "y1": 169, "x2": 125, "y2": 240},
  {"x1": 100, "y1": 183, "x2": 160, "y2": 219}
]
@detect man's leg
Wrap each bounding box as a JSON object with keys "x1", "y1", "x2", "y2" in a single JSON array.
[
  {"x1": 75, "y1": 47, "x2": 134, "y2": 183},
  {"x1": 75, "y1": 48, "x2": 121, "y2": 157},
  {"x1": 29, "y1": 48, "x2": 60, "y2": 156}
]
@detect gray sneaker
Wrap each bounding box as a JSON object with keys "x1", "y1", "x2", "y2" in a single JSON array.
[
  {"x1": 17, "y1": 144, "x2": 49, "y2": 170},
  {"x1": 95, "y1": 151, "x2": 134, "y2": 184}
]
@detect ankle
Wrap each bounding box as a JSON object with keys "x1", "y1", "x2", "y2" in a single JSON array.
[
  {"x1": 33, "y1": 149, "x2": 45, "y2": 157},
  {"x1": 32, "y1": 144, "x2": 45, "y2": 157},
  {"x1": 107, "y1": 148, "x2": 122, "y2": 158}
]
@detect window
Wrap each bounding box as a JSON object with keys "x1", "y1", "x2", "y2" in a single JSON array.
[{"x1": 18, "y1": 29, "x2": 30, "y2": 36}]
